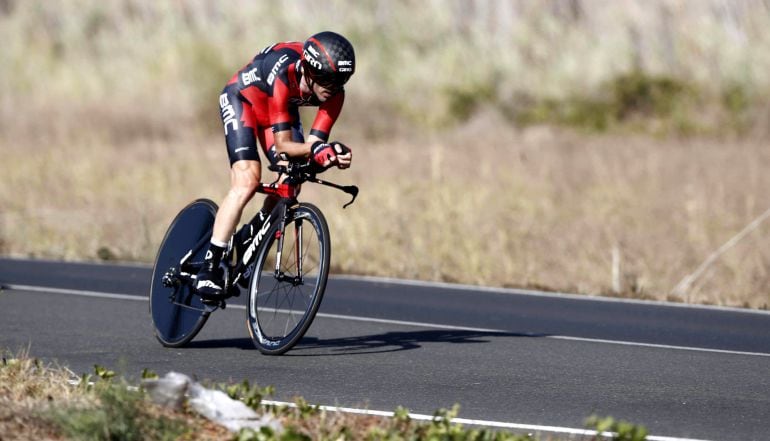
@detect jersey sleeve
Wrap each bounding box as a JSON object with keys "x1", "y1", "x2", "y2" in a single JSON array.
[
  {"x1": 268, "y1": 79, "x2": 293, "y2": 133},
  {"x1": 309, "y1": 92, "x2": 345, "y2": 142}
]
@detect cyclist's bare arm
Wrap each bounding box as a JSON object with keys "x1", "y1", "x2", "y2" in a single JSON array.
[
  {"x1": 273, "y1": 130, "x2": 352, "y2": 168},
  {"x1": 273, "y1": 130, "x2": 318, "y2": 159}
]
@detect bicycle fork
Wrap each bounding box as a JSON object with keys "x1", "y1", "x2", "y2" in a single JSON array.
[{"x1": 273, "y1": 205, "x2": 305, "y2": 287}]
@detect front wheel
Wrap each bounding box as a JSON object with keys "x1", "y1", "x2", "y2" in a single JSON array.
[{"x1": 247, "y1": 203, "x2": 331, "y2": 355}]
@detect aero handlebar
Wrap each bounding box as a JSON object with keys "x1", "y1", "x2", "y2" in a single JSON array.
[{"x1": 266, "y1": 162, "x2": 359, "y2": 208}]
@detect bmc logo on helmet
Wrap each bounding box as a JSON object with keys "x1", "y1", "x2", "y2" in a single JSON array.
[
  {"x1": 303, "y1": 50, "x2": 322, "y2": 70},
  {"x1": 338, "y1": 60, "x2": 353, "y2": 72}
]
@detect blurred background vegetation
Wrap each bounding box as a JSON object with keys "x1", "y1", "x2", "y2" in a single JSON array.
[
  {"x1": 2, "y1": 0, "x2": 769, "y2": 137},
  {"x1": 1, "y1": 0, "x2": 769, "y2": 307}
]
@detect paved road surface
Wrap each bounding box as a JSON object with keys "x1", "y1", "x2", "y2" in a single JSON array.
[{"x1": 1, "y1": 258, "x2": 769, "y2": 440}]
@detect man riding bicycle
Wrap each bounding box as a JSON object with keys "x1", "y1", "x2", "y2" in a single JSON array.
[{"x1": 196, "y1": 31, "x2": 356, "y2": 299}]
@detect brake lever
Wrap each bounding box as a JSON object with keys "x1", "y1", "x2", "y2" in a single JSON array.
[{"x1": 342, "y1": 185, "x2": 359, "y2": 209}]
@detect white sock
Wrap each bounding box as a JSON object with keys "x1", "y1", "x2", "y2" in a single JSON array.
[{"x1": 210, "y1": 238, "x2": 228, "y2": 249}]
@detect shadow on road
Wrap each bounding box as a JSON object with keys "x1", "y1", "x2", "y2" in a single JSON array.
[
  {"x1": 290, "y1": 329, "x2": 544, "y2": 356},
  {"x1": 188, "y1": 329, "x2": 544, "y2": 355}
]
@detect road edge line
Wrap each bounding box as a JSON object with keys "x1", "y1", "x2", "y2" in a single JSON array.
[
  {"x1": 261, "y1": 399, "x2": 711, "y2": 441},
  {"x1": 6, "y1": 283, "x2": 770, "y2": 358}
]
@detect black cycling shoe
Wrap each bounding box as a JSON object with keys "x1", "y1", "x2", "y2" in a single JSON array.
[{"x1": 195, "y1": 262, "x2": 225, "y2": 300}]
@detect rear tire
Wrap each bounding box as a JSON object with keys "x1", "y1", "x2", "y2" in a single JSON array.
[
  {"x1": 247, "y1": 203, "x2": 330, "y2": 355},
  {"x1": 150, "y1": 199, "x2": 217, "y2": 347}
]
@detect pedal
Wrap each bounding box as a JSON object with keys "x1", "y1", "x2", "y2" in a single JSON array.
[{"x1": 162, "y1": 267, "x2": 179, "y2": 287}]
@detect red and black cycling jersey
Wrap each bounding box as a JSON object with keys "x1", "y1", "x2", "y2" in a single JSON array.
[{"x1": 219, "y1": 41, "x2": 344, "y2": 165}]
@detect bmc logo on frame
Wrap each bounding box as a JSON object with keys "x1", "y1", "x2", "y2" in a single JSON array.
[{"x1": 242, "y1": 219, "x2": 272, "y2": 265}]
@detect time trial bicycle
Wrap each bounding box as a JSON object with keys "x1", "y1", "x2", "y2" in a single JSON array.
[{"x1": 149, "y1": 161, "x2": 358, "y2": 355}]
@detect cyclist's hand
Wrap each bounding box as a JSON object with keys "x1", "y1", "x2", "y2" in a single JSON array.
[
  {"x1": 332, "y1": 142, "x2": 352, "y2": 169},
  {"x1": 311, "y1": 141, "x2": 337, "y2": 169}
]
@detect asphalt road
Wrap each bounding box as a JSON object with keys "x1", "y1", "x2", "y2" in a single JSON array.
[{"x1": 1, "y1": 258, "x2": 769, "y2": 440}]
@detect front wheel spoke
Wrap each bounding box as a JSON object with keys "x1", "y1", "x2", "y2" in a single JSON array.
[
  {"x1": 256, "y1": 278, "x2": 280, "y2": 302},
  {"x1": 284, "y1": 288, "x2": 297, "y2": 335},
  {"x1": 300, "y1": 231, "x2": 318, "y2": 268},
  {"x1": 282, "y1": 242, "x2": 297, "y2": 273},
  {"x1": 283, "y1": 218, "x2": 316, "y2": 275},
  {"x1": 277, "y1": 282, "x2": 295, "y2": 315},
  {"x1": 256, "y1": 277, "x2": 283, "y2": 334}
]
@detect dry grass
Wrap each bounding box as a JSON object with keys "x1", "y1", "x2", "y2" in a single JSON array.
[
  {"x1": 0, "y1": 350, "x2": 230, "y2": 441},
  {"x1": 0, "y1": 349, "x2": 82, "y2": 440},
  {"x1": 322, "y1": 113, "x2": 770, "y2": 308},
  {"x1": 2, "y1": 113, "x2": 769, "y2": 308},
  {"x1": 1, "y1": 1, "x2": 770, "y2": 309},
  {"x1": 0, "y1": 351, "x2": 562, "y2": 440},
  {"x1": 2, "y1": 1, "x2": 770, "y2": 135},
  {"x1": 0, "y1": 348, "x2": 85, "y2": 408}
]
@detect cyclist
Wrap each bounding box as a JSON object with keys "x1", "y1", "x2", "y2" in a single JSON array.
[{"x1": 195, "y1": 31, "x2": 356, "y2": 299}]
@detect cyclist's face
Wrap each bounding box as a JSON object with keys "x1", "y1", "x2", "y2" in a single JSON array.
[{"x1": 312, "y1": 81, "x2": 342, "y2": 102}]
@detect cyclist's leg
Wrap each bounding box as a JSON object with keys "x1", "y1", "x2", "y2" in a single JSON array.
[{"x1": 198, "y1": 85, "x2": 261, "y2": 296}]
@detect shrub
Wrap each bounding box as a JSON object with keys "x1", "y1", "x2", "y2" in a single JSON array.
[{"x1": 48, "y1": 367, "x2": 188, "y2": 441}]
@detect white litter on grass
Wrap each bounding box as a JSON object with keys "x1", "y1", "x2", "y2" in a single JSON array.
[
  {"x1": 142, "y1": 372, "x2": 282, "y2": 433},
  {"x1": 141, "y1": 371, "x2": 188, "y2": 410}
]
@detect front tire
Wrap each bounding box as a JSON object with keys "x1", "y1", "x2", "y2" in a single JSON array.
[{"x1": 247, "y1": 203, "x2": 330, "y2": 355}]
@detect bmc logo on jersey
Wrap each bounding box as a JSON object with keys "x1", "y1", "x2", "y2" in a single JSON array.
[
  {"x1": 241, "y1": 68, "x2": 261, "y2": 86},
  {"x1": 267, "y1": 54, "x2": 290, "y2": 86},
  {"x1": 219, "y1": 93, "x2": 237, "y2": 135}
]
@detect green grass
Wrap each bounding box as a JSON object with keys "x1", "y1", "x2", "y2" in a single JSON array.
[
  {"x1": 3, "y1": 354, "x2": 656, "y2": 441},
  {"x1": 49, "y1": 382, "x2": 188, "y2": 441},
  {"x1": 239, "y1": 404, "x2": 538, "y2": 441},
  {"x1": 514, "y1": 71, "x2": 704, "y2": 135}
]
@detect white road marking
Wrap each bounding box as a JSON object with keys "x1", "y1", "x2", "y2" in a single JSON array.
[
  {"x1": 314, "y1": 312, "x2": 770, "y2": 358},
  {"x1": 5, "y1": 256, "x2": 769, "y2": 315},
  {"x1": 5, "y1": 283, "x2": 770, "y2": 359},
  {"x1": 331, "y1": 274, "x2": 770, "y2": 316},
  {"x1": 63, "y1": 376, "x2": 709, "y2": 440},
  {"x1": 546, "y1": 335, "x2": 770, "y2": 358},
  {"x1": 4, "y1": 284, "x2": 148, "y2": 302},
  {"x1": 261, "y1": 399, "x2": 711, "y2": 441},
  {"x1": 0, "y1": 283, "x2": 736, "y2": 440}
]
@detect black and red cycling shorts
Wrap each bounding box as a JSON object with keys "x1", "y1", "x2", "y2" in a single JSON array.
[{"x1": 218, "y1": 83, "x2": 304, "y2": 166}]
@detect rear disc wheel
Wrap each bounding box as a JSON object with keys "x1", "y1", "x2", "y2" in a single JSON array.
[{"x1": 150, "y1": 199, "x2": 217, "y2": 347}]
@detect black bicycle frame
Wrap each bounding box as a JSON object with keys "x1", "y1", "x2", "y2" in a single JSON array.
[
  {"x1": 228, "y1": 198, "x2": 292, "y2": 290},
  {"x1": 169, "y1": 161, "x2": 357, "y2": 298}
]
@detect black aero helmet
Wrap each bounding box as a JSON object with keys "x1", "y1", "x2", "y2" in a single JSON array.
[{"x1": 302, "y1": 31, "x2": 355, "y2": 88}]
